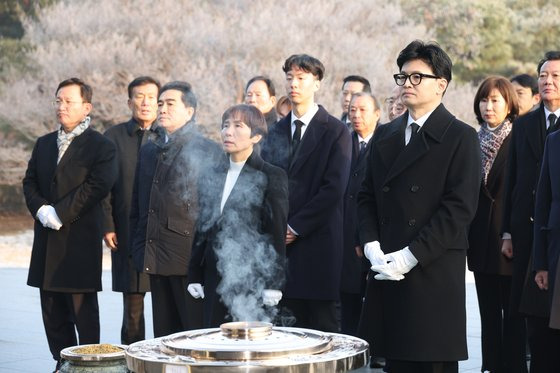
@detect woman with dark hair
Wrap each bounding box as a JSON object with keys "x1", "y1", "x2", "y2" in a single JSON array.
[
  {"x1": 187, "y1": 104, "x2": 288, "y2": 327},
  {"x1": 468, "y1": 76, "x2": 520, "y2": 373}
]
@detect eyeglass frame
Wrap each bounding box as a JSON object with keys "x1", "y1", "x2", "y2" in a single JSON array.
[
  {"x1": 393, "y1": 72, "x2": 440, "y2": 86},
  {"x1": 51, "y1": 99, "x2": 85, "y2": 107}
]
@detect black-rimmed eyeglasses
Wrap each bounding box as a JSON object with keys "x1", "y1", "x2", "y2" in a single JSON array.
[{"x1": 393, "y1": 73, "x2": 439, "y2": 86}]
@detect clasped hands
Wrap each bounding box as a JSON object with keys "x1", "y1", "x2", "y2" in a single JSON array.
[
  {"x1": 187, "y1": 284, "x2": 282, "y2": 306},
  {"x1": 364, "y1": 241, "x2": 418, "y2": 281},
  {"x1": 36, "y1": 205, "x2": 62, "y2": 230}
]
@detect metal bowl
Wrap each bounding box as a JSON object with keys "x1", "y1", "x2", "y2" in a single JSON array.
[{"x1": 125, "y1": 323, "x2": 369, "y2": 372}]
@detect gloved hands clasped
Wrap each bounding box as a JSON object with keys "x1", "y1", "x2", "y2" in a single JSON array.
[
  {"x1": 36, "y1": 205, "x2": 62, "y2": 230},
  {"x1": 370, "y1": 246, "x2": 418, "y2": 281}
]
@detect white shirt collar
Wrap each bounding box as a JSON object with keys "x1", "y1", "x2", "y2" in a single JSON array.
[
  {"x1": 543, "y1": 106, "x2": 560, "y2": 129},
  {"x1": 406, "y1": 108, "x2": 436, "y2": 129},
  {"x1": 357, "y1": 132, "x2": 373, "y2": 144},
  {"x1": 290, "y1": 104, "x2": 319, "y2": 126}
]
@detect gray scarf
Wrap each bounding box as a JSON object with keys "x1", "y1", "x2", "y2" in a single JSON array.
[{"x1": 57, "y1": 116, "x2": 90, "y2": 163}]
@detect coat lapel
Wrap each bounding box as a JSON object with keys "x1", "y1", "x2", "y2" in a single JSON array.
[
  {"x1": 377, "y1": 116, "x2": 406, "y2": 173},
  {"x1": 383, "y1": 104, "x2": 453, "y2": 184},
  {"x1": 289, "y1": 106, "x2": 328, "y2": 175},
  {"x1": 526, "y1": 107, "x2": 546, "y2": 160}
]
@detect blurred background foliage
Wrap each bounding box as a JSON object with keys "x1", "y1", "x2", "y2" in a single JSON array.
[{"x1": 0, "y1": 0, "x2": 558, "y2": 212}]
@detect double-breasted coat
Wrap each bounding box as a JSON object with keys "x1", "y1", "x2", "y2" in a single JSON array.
[
  {"x1": 533, "y1": 130, "x2": 560, "y2": 329},
  {"x1": 341, "y1": 132, "x2": 373, "y2": 294},
  {"x1": 468, "y1": 133, "x2": 512, "y2": 275},
  {"x1": 357, "y1": 104, "x2": 481, "y2": 361},
  {"x1": 189, "y1": 151, "x2": 288, "y2": 326},
  {"x1": 102, "y1": 119, "x2": 163, "y2": 293},
  {"x1": 23, "y1": 127, "x2": 117, "y2": 292},
  {"x1": 502, "y1": 105, "x2": 550, "y2": 317},
  {"x1": 261, "y1": 105, "x2": 352, "y2": 300}
]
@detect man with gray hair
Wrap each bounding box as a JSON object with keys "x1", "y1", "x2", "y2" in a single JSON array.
[{"x1": 129, "y1": 81, "x2": 220, "y2": 337}]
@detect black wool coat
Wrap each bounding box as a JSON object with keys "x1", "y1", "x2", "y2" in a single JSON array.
[
  {"x1": 502, "y1": 105, "x2": 550, "y2": 317},
  {"x1": 102, "y1": 119, "x2": 163, "y2": 293},
  {"x1": 23, "y1": 127, "x2": 117, "y2": 292},
  {"x1": 357, "y1": 104, "x2": 481, "y2": 361},
  {"x1": 468, "y1": 133, "x2": 512, "y2": 275},
  {"x1": 341, "y1": 132, "x2": 373, "y2": 294},
  {"x1": 533, "y1": 131, "x2": 560, "y2": 327},
  {"x1": 129, "y1": 123, "x2": 221, "y2": 276},
  {"x1": 188, "y1": 151, "x2": 288, "y2": 327},
  {"x1": 261, "y1": 105, "x2": 352, "y2": 300}
]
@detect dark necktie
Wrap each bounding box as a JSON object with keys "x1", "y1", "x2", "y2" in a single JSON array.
[
  {"x1": 409, "y1": 122, "x2": 419, "y2": 143},
  {"x1": 547, "y1": 113, "x2": 558, "y2": 134},
  {"x1": 359, "y1": 140, "x2": 367, "y2": 156},
  {"x1": 291, "y1": 120, "x2": 304, "y2": 160}
]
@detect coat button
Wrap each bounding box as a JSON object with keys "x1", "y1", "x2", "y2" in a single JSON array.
[
  {"x1": 354, "y1": 172, "x2": 359, "y2": 177},
  {"x1": 408, "y1": 219, "x2": 416, "y2": 227},
  {"x1": 530, "y1": 217, "x2": 534, "y2": 222},
  {"x1": 410, "y1": 185, "x2": 420, "y2": 192},
  {"x1": 148, "y1": 209, "x2": 154, "y2": 214},
  {"x1": 148, "y1": 239, "x2": 153, "y2": 243},
  {"x1": 145, "y1": 267, "x2": 150, "y2": 271},
  {"x1": 381, "y1": 217, "x2": 388, "y2": 225},
  {"x1": 382, "y1": 186, "x2": 390, "y2": 192},
  {"x1": 349, "y1": 194, "x2": 354, "y2": 199},
  {"x1": 154, "y1": 179, "x2": 159, "y2": 184}
]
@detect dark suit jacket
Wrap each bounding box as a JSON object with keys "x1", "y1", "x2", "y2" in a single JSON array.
[
  {"x1": 261, "y1": 105, "x2": 352, "y2": 300},
  {"x1": 357, "y1": 104, "x2": 481, "y2": 361},
  {"x1": 189, "y1": 151, "x2": 288, "y2": 326},
  {"x1": 502, "y1": 105, "x2": 549, "y2": 317},
  {"x1": 533, "y1": 130, "x2": 560, "y2": 324},
  {"x1": 129, "y1": 123, "x2": 220, "y2": 276},
  {"x1": 23, "y1": 127, "x2": 117, "y2": 292},
  {"x1": 102, "y1": 119, "x2": 163, "y2": 293},
  {"x1": 468, "y1": 133, "x2": 512, "y2": 275},
  {"x1": 341, "y1": 132, "x2": 372, "y2": 294}
]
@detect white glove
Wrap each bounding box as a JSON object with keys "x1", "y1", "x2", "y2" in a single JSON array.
[
  {"x1": 371, "y1": 247, "x2": 418, "y2": 281},
  {"x1": 187, "y1": 283, "x2": 205, "y2": 299},
  {"x1": 37, "y1": 205, "x2": 62, "y2": 230},
  {"x1": 364, "y1": 241, "x2": 385, "y2": 267},
  {"x1": 262, "y1": 289, "x2": 282, "y2": 306}
]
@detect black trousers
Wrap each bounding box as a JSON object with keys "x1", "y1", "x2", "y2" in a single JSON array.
[
  {"x1": 121, "y1": 292, "x2": 146, "y2": 345},
  {"x1": 474, "y1": 272, "x2": 515, "y2": 372},
  {"x1": 386, "y1": 360, "x2": 458, "y2": 373},
  {"x1": 149, "y1": 274, "x2": 203, "y2": 337},
  {"x1": 526, "y1": 315, "x2": 560, "y2": 373},
  {"x1": 280, "y1": 298, "x2": 339, "y2": 332},
  {"x1": 39, "y1": 289, "x2": 99, "y2": 362}
]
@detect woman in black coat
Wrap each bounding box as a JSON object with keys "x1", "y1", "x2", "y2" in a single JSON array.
[
  {"x1": 187, "y1": 104, "x2": 288, "y2": 327},
  {"x1": 467, "y1": 76, "x2": 519, "y2": 373}
]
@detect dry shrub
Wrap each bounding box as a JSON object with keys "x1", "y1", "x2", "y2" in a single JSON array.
[{"x1": 0, "y1": 0, "x2": 478, "y2": 177}]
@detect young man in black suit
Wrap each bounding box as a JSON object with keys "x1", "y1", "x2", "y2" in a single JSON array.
[
  {"x1": 357, "y1": 40, "x2": 481, "y2": 373},
  {"x1": 23, "y1": 78, "x2": 117, "y2": 372},
  {"x1": 261, "y1": 54, "x2": 352, "y2": 332},
  {"x1": 102, "y1": 76, "x2": 163, "y2": 345}
]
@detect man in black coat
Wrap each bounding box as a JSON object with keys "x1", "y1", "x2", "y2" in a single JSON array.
[
  {"x1": 502, "y1": 51, "x2": 560, "y2": 372},
  {"x1": 129, "y1": 81, "x2": 220, "y2": 337},
  {"x1": 261, "y1": 54, "x2": 352, "y2": 332},
  {"x1": 244, "y1": 76, "x2": 278, "y2": 128},
  {"x1": 22, "y1": 78, "x2": 117, "y2": 372},
  {"x1": 102, "y1": 76, "x2": 163, "y2": 344},
  {"x1": 357, "y1": 41, "x2": 481, "y2": 373},
  {"x1": 340, "y1": 91, "x2": 380, "y2": 336}
]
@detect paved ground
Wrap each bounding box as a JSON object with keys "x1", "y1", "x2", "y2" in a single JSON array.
[{"x1": 0, "y1": 266, "x2": 484, "y2": 373}]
